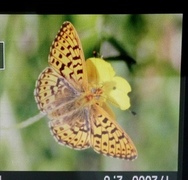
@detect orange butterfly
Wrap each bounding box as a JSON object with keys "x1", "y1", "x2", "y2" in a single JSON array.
[{"x1": 34, "y1": 21, "x2": 137, "y2": 160}]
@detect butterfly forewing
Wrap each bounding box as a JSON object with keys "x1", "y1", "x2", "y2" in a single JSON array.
[
  {"x1": 48, "y1": 21, "x2": 88, "y2": 91},
  {"x1": 90, "y1": 104, "x2": 137, "y2": 160}
]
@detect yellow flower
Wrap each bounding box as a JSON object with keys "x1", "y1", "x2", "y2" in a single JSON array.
[{"x1": 86, "y1": 57, "x2": 131, "y2": 110}]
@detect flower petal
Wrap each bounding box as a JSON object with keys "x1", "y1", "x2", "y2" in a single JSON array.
[
  {"x1": 86, "y1": 57, "x2": 131, "y2": 110},
  {"x1": 86, "y1": 58, "x2": 115, "y2": 83},
  {"x1": 104, "y1": 76, "x2": 131, "y2": 110}
]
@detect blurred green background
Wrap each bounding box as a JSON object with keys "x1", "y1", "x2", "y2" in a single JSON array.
[{"x1": 0, "y1": 14, "x2": 182, "y2": 171}]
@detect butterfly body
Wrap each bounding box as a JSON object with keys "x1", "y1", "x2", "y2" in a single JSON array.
[{"x1": 34, "y1": 21, "x2": 137, "y2": 160}]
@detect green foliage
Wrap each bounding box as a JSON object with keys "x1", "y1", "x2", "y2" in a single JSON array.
[{"x1": 0, "y1": 14, "x2": 182, "y2": 171}]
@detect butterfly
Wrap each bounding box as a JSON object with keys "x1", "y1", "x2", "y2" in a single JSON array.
[{"x1": 34, "y1": 21, "x2": 137, "y2": 160}]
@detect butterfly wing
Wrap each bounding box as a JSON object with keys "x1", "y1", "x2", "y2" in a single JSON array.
[
  {"x1": 34, "y1": 67, "x2": 90, "y2": 149},
  {"x1": 48, "y1": 21, "x2": 88, "y2": 91},
  {"x1": 90, "y1": 104, "x2": 137, "y2": 160},
  {"x1": 34, "y1": 67, "x2": 79, "y2": 114},
  {"x1": 49, "y1": 107, "x2": 91, "y2": 150}
]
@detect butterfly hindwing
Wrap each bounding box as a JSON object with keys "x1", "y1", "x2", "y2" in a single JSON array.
[
  {"x1": 34, "y1": 67, "x2": 79, "y2": 114},
  {"x1": 49, "y1": 107, "x2": 91, "y2": 150}
]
